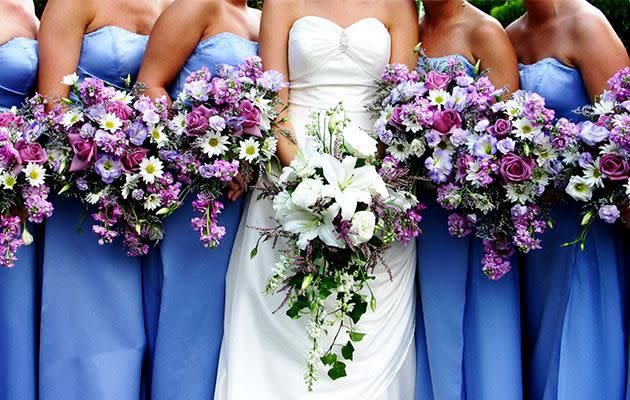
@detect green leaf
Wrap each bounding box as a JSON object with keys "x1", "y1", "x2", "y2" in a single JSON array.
[
  {"x1": 301, "y1": 274, "x2": 313, "y2": 291},
  {"x1": 341, "y1": 341, "x2": 354, "y2": 361},
  {"x1": 250, "y1": 246, "x2": 258, "y2": 259},
  {"x1": 349, "y1": 299, "x2": 367, "y2": 324},
  {"x1": 327, "y1": 361, "x2": 347, "y2": 380},
  {"x1": 349, "y1": 331, "x2": 366, "y2": 342},
  {"x1": 320, "y1": 353, "x2": 337, "y2": 366}
]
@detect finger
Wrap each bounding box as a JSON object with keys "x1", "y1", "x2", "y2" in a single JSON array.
[{"x1": 235, "y1": 174, "x2": 245, "y2": 188}]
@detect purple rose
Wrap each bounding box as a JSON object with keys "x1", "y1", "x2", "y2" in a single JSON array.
[
  {"x1": 499, "y1": 153, "x2": 535, "y2": 183},
  {"x1": 106, "y1": 101, "x2": 133, "y2": 121},
  {"x1": 67, "y1": 133, "x2": 97, "y2": 172},
  {"x1": 14, "y1": 140, "x2": 48, "y2": 165},
  {"x1": 185, "y1": 105, "x2": 212, "y2": 137},
  {"x1": 0, "y1": 112, "x2": 19, "y2": 128},
  {"x1": 235, "y1": 100, "x2": 262, "y2": 138},
  {"x1": 389, "y1": 107, "x2": 405, "y2": 130},
  {"x1": 424, "y1": 70, "x2": 451, "y2": 90},
  {"x1": 599, "y1": 153, "x2": 629, "y2": 181},
  {"x1": 432, "y1": 109, "x2": 462, "y2": 134},
  {"x1": 487, "y1": 118, "x2": 511, "y2": 139},
  {"x1": 122, "y1": 147, "x2": 149, "y2": 172}
]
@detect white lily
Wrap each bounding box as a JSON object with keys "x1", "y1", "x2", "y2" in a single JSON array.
[{"x1": 280, "y1": 202, "x2": 342, "y2": 250}]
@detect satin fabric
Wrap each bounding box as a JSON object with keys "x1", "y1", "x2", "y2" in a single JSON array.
[
  {"x1": 0, "y1": 37, "x2": 39, "y2": 400},
  {"x1": 520, "y1": 58, "x2": 628, "y2": 400},
  {"x1": 141, "y1": 33, "x2": 257, "y2": 400},
  {"x1": 415, "y1": 55, "x2": 524, "y2": 400},
  {"x1": 215, "y1": 16, "x2": 416, "y2": 399},
  {"x1": 39, "y1": 26, "x2": 149, "y2": 400}
]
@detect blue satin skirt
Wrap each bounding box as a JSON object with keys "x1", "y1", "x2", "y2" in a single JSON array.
[
  {"x1": 0, "y1": 224, "x2": 40, "y2": 400},
  {"x1": 522, "y1": 204, "x2": 628, "y2": 400},
  {"x1": 143, "y1": 196, "x2": 243, "y2": 400},
  {"x1": 415, "y1": 203, "x2": 523, "y2": 399},
  {"x1": 39, "y1": 197, "x2": 146, "y2": 400}
]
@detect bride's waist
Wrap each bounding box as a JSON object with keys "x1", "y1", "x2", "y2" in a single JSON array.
[{"x1": 288, "y1": 84, "x2": 377, "y2": 113}]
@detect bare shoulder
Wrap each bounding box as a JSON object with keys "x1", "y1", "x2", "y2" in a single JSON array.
[
  {"x1": 42, "y1": 0, "x2": 96, "y2": 19},
  {"x1": 386, "y1": 0, "x2": 418, "y2": 22},
  {"x1": 505, "y1": 13, "x2": 526, "y2": 39},
  {"x1": 469, "y1": 10, "x2": 507, "y2": 42},
  {"x1": 567, "y1": 4, "x2": 615, "y2": 41},
  {"x1": 262, "y1": 0, "x2": 301, "y2": 12}
]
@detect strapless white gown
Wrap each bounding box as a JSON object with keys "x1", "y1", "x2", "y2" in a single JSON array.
[{"x1": 214, "y1": 16, "x2": 416, "y2": 399}]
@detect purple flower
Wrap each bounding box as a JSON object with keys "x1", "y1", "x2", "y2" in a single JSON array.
[
  {"x1": 76, "y1": 178, "x2": 89, "y2": 191},
  {"x1": 80, "y1": 123, "x2": 97, "y2": 138},
  {"x1": 425, "y1": 149, "x2": 453, "y2": 183},
  {"x1": 426, "y1": 131, "x2": 441, "y2": 148},
  {"x1": 424, "y1": 70, "x2": 451, "y2": 90},
  {"x1": 599, "y1": 153, "x2": 629, "y2": 181},
  {"x1": 94, "y1": 155, "x2": 122, "y2": 184},
  {"x1": 234, "y1": 100, "x2": 262, "y2": 138},
  {"x1": 578, "y1": 152, "x2": 594, "y2": 168},
  {"x1": 473, "y1": 134, "x2": 498, "y2": 158},
  {"x1": 127, "y1": 121, "x2": 149, "y2": 146},
  {"x1": 106, "y1": 101, "x2": 133, "y2": 121},
  {"x1": 598, "y1": 204, "x2": 621, "y2": 223},
  {"x1": 208, "y1": 115, "x2": 226, "y2": 131},
  {"x1": 14, "y1": 140, "x2": 48, "y2": 165},
  {"x1": 257, "y1": 70, "x2": 286, "y2": 91},
  {"x1": 487, "y1": 118, "x2": 511, "y2": 139},
  {"x1": 579, "y1": 121, "x2": 610, "y2": 146},
  {"x1": 447, "y1": 213, "x2": 474, "y2": 237},
  {"x1": 67, "y1": 133, "x2": 97, "y2": 171},
  {"x1": 496, "y1": 138, "x2": 515, "y2": 154},
  {"x1": 122, "y1": 147, "x2": 149, "y2": 172},
  {"x1": 185, "y1": 105, "x2": 211, "y2": 137},
  {"x1": 499, "y1": 153, "x2": 535, "y2": 183},
  {"x1": 432, "y1": 109, "x2": 462, "y2": 134}
]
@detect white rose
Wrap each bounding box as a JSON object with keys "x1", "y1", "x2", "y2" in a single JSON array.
[
  {"x1": 565, "y1": 176, "x2": 594, "y2": 202},
  {"x1": 344, "y1": 125, "x2": 378, "y2": 158},
  {"x1": 350, "y1": 211, "x2": 376, "y2": 245},
  {"x1": 291, "y1": 178, "x2": 323, "y2": 209},
  {"x1": 410, "y1": 138, "x2": 426, "y2": 157}
]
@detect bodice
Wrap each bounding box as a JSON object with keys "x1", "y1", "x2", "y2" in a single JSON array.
[
  {"x1": 169, "y1": 32, "x2": 258, "y2": 98},
  {"x1": 77, "y1": 26, "x2": 148, "y2": 89},
  {"x1": 519, "y1": 58, "x2": 590, "y2": 121},
  {"x1": 0, "y1": 38, "x2": 38, "y2": 109},
  {"x1": 422, "y1": 54, "x2": 475, "y2": 76},
  {"x1": 288, "y1": 16, "x2": 391, "y2": 113}
]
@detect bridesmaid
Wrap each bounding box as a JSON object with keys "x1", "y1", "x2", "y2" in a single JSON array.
[
  {"x1": 507, "y1": 2, "x2": 629, "y2": 400},
  {"x1": 0, "y1": 3, "x2": 39, "y2": 399},
  {"x1": 135, "y1": 0, "x2": 259, "y2": 398},
  {"x1": 414, "y1": 2, "x2": 523, "y2": 400},
  {"x1": 37, "y1": 0, "x2": 171, "y2": 398}
]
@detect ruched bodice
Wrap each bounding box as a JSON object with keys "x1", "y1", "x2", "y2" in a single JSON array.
[
  {"x1": 169, "y1": 32, "x2": 258, "y2": 98},
  {"x1": 519, "y1": 58, "x2": 590, "y2": 121},
  {"x1": 0, "y1": 38, "x2": 37, "y2": 109},
  {"x1": 288, "y1": 16, "x2": 390, "y2": 113},
  {"x1": 78, "y1": 26, "x2": 148, "y2": 89}
]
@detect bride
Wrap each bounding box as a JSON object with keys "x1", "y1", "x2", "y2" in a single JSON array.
[{"x1": 215, "y1": 0, "x2": 419, "y2": 398}]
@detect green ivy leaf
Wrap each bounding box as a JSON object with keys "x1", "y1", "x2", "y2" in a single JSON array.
[
  {"x1": 349, "y1": 299, "x2": 367, "y2": 324},
  {"x1": 321, "y1": 353, "x2": 337, "y2": 366},
  {"x1": 327, "y1": 361, "x2": 347, "y2": 380},
  {"x1": 341, "y1": 341, "x2": 354, "y2": 361}
]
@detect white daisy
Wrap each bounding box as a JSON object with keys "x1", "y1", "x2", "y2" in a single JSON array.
[
  {"x1": 23, "y1": 163, "x2": 46, "y2": 187},
  {"x1": 112, "y1": 90, "x2": 134, "y2": 104},
  {"x1": 261, "y1": 136, "x2": 278, "y2": 159},
  {"x1": 387, "y1": 140, "x2": 412, "y2": 161},
  {"x1": 428, "y1": 89, "x2": 450, "y2": 108},
  {"x1": 144, "y1": 193, "x2": 162, "y2": 211},
  {"x1": 506, "y1": 183, "x2": 534, "y2": 204},
  {"x1": 61, "y1": 73, "x2": 79, "y2": 86},
  {"x1": 583, "y1": 163, "x2": 604, "y2": 188},
  {"x1": 512, "y1": 117, "x2": 542, "y2": 140},
  {"x1": 139, "y1": 156, "x2": 164, "y2": 184},
  {"x1": 99, "y1": 113, "x2": 123, "y2": 133},
  {"x1": 198, "y1": 132, "x2": 229, "y2": 158},
  {"x1": 409, "y1": 138, "x2": 426, "y2": 157},
  {"x1": 85, "y1": 190, "x2": 105, "y2": 205},
  {"x1": 62, "y1": 110, "x2": 84, "y2": 128},
  {"x1": 504, "y1": 99, "x2": 523, "y2": 119},
  {"x1": 169, "y1": 113, "x2": 187, "y2": 136},
  {"x1": 592, "y1": 99, "x2": 615, "y2": 115},
  {"x1": 239, "y1": 138, "x2": 261, "y2": 162},
  {"x1": 149, "y1": 124, "x2": 169, "y2": 148},
  {"x1": 0, "y1": 172, "x2": 17, "y2": 190}
]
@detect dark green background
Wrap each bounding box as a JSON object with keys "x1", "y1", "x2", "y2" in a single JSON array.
[{"x1": 34, "y1": 0, "x2": 628, "y2": 50}]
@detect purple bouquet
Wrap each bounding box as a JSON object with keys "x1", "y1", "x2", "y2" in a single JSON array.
[
  {"x1": 167, "y1": 56, "x2": 285, "y2": 248},
  {"x1": 0, "y1": 95, "x2": 54, "y2": 267},
  {"x1": 370, "y1": 58, "x2": 559, "y2": 279},
  {"x1": 552, "y1": 67, "x2": 630, "y2": 248},
  {"x1": 47, "y1": 76, "x2": 184, "y2": 256}
]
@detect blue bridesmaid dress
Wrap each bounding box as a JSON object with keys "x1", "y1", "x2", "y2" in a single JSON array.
[
  {"x1": 39, "y1": 26, "x2": 149, "y2": 400},
  {"x1": 143, "y1": 32, "x2": 257, "y2": 400},
  {"x1": 415, "y1": 55, "x2": 523, "y2": 400},
  {"x1": 0, "y1": 37, "x2": 39, "y2": 400},
  {"x1": 520, "y1": 58, "x2": 628, "y2": 400}
]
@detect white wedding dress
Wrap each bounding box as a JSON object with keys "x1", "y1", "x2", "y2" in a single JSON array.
[{"x1": 215, "y1": 16, "x2": 416, "y2": 399}]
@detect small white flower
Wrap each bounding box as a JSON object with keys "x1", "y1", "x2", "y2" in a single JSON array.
[
  {"x1": 112, "y1": 90, "x2": 134, "y2": 104},
  {"x1": 62, "y1": 110, "x2": 84, "y2": 128},
  {"x1": 149, "y1": 124, "x2": 169, "y2": 148},
  {"x1": 122, "y1": 174, "x2": 140, "y2": 199},
  {"x1": 349, "y1": 210, "x2": 376, "y2": 245},
  {"x1": 343, "y1": 125, "x2": 378, "y2": 159},
  {"x1": 198, "y1": 132, "x2": 230, "y2": 158},
  {"x1": 239, "y1": 138, "x2": 260, "y2": 162},
  {"x1": 139, "y1": 156, "x2": 164, "y2": 184},
  {"x1": 565, "y1": 176, "x2": 594, "y2": 202},
  {"x1": 388, "y1": 140, "x2": 412, "y2": 161},
  {"x1": 583, "y1": 162, "x2": 604, "y2": 188},
  {"x1": 504, "y1": 99, "x2": 523, "y2": 119},
  {"x1": 23, "y1": 163, "x2": 46, "y2": 187},
  {"x1": 61, "y1": 73, "x2": 79, "y2": 86},
  {"x1": 0, "y1": 172, "x2": 17, "y2": 189},
  {"x1": 410, "y1": 138, "x2": 426, "y2": 157},
  {"x1": 428, "y1": 89, "x2": 450, "y2": 107},
  {"x1": 169, "y1": 113, "x2": 187, "y2": 136},
  {"x1": 85, "y1": 191, "x2": 104, "y2": 205},
  {"x1": 99, "y1": 113, "x2": 123, "y2": 133},
  {"x1": 505, "y1": 183, "x2": 535, "y2": 204},
  {"x1": 144, "y1": 193, "x2": 162, "y2": 211},
  {"x1": 592, "y1": 99, "x2": 615, "y2": 115},
  {"x1": 512, "y1": 117, "x2": 542, "y2": 140},
  {"x1": 625, "y1": 179, "x2": 630, "y2": 199},
  {"x1": 261, "y1": 136, "x2": 278, "y2": 159},
  {"x1": 291, "y1": 178, "x2": 323, "y2": 209}
]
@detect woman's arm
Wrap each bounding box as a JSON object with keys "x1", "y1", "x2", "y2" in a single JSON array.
[
  {"x1": 259, "y1": 0, "x2": 298, "y2": 167},
  {"x1": 471, "y1": 19, "x2": 520, "y2": 92},
  {"x1": 137, "y1": 0, "x2": 217, "y2": 101},
  {"x1": 38, "y1": 0, "x2": 95, "y2": 103},
  {"x1": 387, "y1": 0, "x2": 419, "y2": 68}
]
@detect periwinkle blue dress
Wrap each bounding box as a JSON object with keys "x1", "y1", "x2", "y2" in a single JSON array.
[
  {"x1": 0, "y1": 37, "x2": 39, "y2": 400},
  {"x1": 39, "y1": 26, "x2": 149, "y2": 400},
  {"x1": 142, "y1": 32, "x2": 257, "y2": 400},
  {"x1": 520, "y1": 58, "x2": 628, "y2": 400},
  {"x1": 415, "y1": 55, "x2": 523, "y2": 400}
]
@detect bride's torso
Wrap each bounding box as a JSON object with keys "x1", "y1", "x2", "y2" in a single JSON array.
[{"x1": 287, "y1": 16, "x2": 391, "y2": 143}]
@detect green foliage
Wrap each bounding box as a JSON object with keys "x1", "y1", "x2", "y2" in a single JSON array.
[{"x1": 489, "y1": 0, "x2": 526, "y2": 25}]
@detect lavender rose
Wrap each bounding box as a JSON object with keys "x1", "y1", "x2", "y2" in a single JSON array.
[
  {"x1": 184, "y1": 105, "x2": 212, "y2": 137},
  {"x1": 432, "y1": 109, "x2": 462, "y2": 134},
  {"x1": 106, "y1": 101, "x2": 133, "y2": 121},
  {"x1": 388, "y1": 107, "x2": 405, "y2": 130},
  {"x1": 499, "y1": 153, "x2": 535, "y2": 183},
  {"x1": 122, "y1": 147, "x2": 150, "y2": 172},
  {"x1": 14, "y1": 140, "x2": 48, "y2": 165},
  {"x1": 599, "y1": 153, "x2": 629, "y2": 181},
  {"x1": 424, "y1": 70, "x2": 451, "y2": 90},
  {"x1": 67, "y1": 133, "x2": 97, "y2": 172},
  {"x1": 236, "y1": 100, "x2": 262, "y2": 138},
  {"x1": 487, "y1": 118, "x2": 511, "y2": 139}
]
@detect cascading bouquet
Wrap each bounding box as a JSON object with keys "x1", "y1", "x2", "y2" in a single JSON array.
[
  {"x1": 254, "y1": 104, "x2": 423, "y2": 389},
  {"x1": 167, "y1": 56, "x2": 284, "y2": 248},
  {"x1": 369, "y1": 58, "x2": 559, "y2": 279},
  {"x1": 0, "y1": 96, "x2": 54, "y2": 267},
  {"x1": 551, "y1": 67, "x2": 630, "y2": 248},
  {"x1": 47, "y1": 75, "x2": 184, "y2": 256}
]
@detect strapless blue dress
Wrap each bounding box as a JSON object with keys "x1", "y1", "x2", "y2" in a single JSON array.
[
  {"x1": 39, "y1": 26, "x2": 149, "y2": 400},
  {"x1": 415, "y1": 55, "x2": 523, "y2": 400},
  {"x1": 142, "y1": 32, "x2": 258, "y2": 400},
  {"x1": 519, "y1": 58, "x2": 628, "y2": 400},
  {"x1": 0, "y1": 37, "x2": 39, "y2": 400}
]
